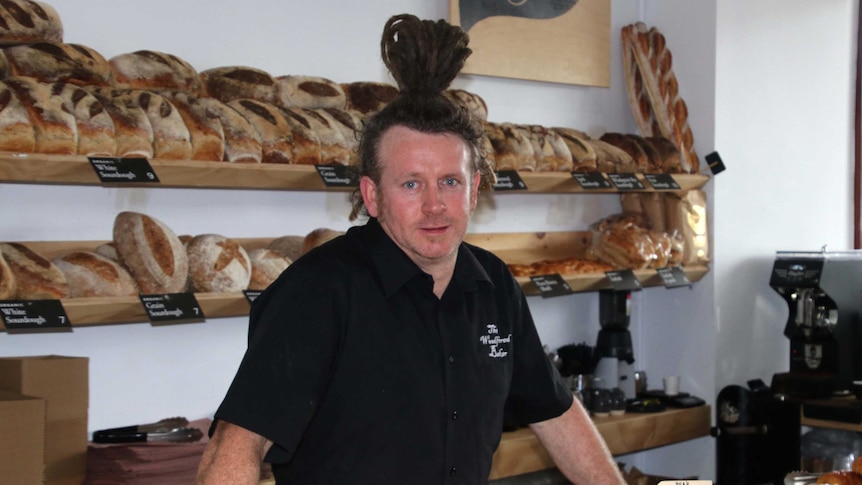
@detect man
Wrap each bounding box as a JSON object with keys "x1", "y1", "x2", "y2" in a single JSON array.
[{"x1": 197, "y1": 14, "x2": 624, "y2": 485}]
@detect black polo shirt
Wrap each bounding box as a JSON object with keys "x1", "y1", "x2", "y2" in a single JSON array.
[{"x1": 215, "y1": 218, "x2": 572, "y2": 484}]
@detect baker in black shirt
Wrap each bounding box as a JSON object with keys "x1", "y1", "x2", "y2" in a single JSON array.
[{"x1": 198, "y1": 13, "x2": 624, "y2": 485}]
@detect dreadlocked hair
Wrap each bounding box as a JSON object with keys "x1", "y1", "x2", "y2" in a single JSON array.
[{"x1": 349, "y1": 13, "x2": 495, "y2": 221}]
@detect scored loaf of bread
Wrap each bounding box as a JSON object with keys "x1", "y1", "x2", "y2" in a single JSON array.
[
  {"x1": 267, "y1": 235, "x2": 304, "y2": 262},
  {"x1": 444, "y1": 89, "x2": 487, "y2": 121},
  {"x1": 109, "y1": 50, "x2": 202, "y2": 94},
  {"x1": 645, "y1": 136, "x2": 682, "y2": 173},
  {"x1": 53, "y1": 251, "x2": 138, "y2": 298},
  {"x1": 599, "y1": 133, "x2": 649, "y2": 173},
  {"x1": 586, "y1": 138, "x2": 637, "y2": 173},
  {"x1": 321, "y1": 107, "x2": 364, "y2": 165},
  {"x1": 0, "y1": 0, "x2": 63, "y2": 44},
  {"x1": 0, "y1": 80, "x2": 35, "y2": 153},
  {"x1": 499, "y1": 123, "x2": 536, "y2": 171},
  {"x1": 0, "y1": 246, "x2": 16, "y2": 299},
  {"x1": 4, "y1": 76, "x2": 77, "y2": 154},
  {"x1": 552, "y1": 127, "x2": 597, "y2": 172},
  {"x1": 275, "y1": 75, "x2": 346, "y2": 109},
  {"x1": 107, "y1": 89, "x2": 192, "y2": 160},
  {"x1": 52, "y1": 82, "x2": 116, "y2": 156},
  {"x1": 276, "y1": 106, "x2": 322, "y2": 165},
  {"x1": 194, "y1": 96, "x2": 262, "y2": 163},
  {"x1": 1, "y1": 42, "x2": 111, "y2": 86},
  {"x1": 113, "y1": 211, "x2": 189, "y2": 294},
  {"x1": 85, "y1": 87, "x2": 153, "y2": 158},
  {"x1": 186, "y1": 234, "x2": 251, "y2": 293},
  {"x1": 301, "y1": 228, "x2": 344, "y2": 256},
  {"x1": 342, "y1": 81, "x2": 398, "y2": 114},
  {"x1": 227, "y1": 98, "x2": 294, "y2": 164},
  {"x1": 247, "y1": 248, "x2": 290, "y2": 291},
  {"x1": 201, "y1": 66, "x2": 277, "y2": 105},
  {"x1": 0, "y1": 242, "x2": 69, "y2": 299},
  {"x1": 160, "y1": 91, "x2": 225, "y2": 161}
]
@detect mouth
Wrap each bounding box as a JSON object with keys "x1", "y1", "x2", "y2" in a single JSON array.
[{"x1": 420, "y1": 224, "x2": 450, "y2": 236}]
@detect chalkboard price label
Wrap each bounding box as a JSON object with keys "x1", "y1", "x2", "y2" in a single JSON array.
[
  {"x1": 89, "y1": 157, "x2": 159, "y2": 184},
  {"x1": 607, "y1": 173, "x2": 645, "y2": 191},
  {"x1": 140, "y1": 293, "x2": 205, "y2": 325},
  {"x1": 657, "y1": 267, "x2": 692, "y2": 288},
  {"x1": 492, "y1": 170, "x2": 527, "y2": 191},
  {"x1": 572, "y1": 172, "x2": 611, "y2": 190},
  {"x1": 643, "y1": 173, "x2": 681, "y2": 190},
  {"x1": 243, "y1": 290, "x2": 263, "y2": 304},
  {"x1": 315, "y1": 165, "x2": 359, "y2": 187},
  {"x1": 0, "y1": 300, "x2": 71, "y2": 333},
  {"x1": 605, "y1": 269, "x2": 642, "y2": 291},
  {"x1": 530, "y1": 274, "x2": 575, "y2": 298}
]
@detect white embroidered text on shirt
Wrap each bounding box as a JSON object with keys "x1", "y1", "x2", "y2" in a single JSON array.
[{"x1": 479, "y1": 324, "x2": 512, "y2": 358}]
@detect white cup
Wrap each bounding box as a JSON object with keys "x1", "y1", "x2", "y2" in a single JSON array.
[{"x1": 663, "y1": 376, "x2": 680, "y2": 396}]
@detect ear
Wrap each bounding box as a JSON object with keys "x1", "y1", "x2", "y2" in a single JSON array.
[
  {"x1": 360, "y1": 176, "x2": 380, "y2": 217},
  {"x1": 469, "y1": 171, "x2": 481, "y2": 210}
]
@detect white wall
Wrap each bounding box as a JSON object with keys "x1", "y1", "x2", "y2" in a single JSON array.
[{"x1": 0, "y1": 0, "x2": 762, "y2": 480}]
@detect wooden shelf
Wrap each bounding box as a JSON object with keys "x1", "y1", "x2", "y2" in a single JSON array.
[
  {"x1": 0, "y1": 152, "x2": 710, "y2": 193},
  {"x1": 489, "y1": 405, "x2": 712, "y2": 480}
]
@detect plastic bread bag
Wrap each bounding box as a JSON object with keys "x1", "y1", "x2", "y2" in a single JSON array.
[{"x1": 665, "y1": 189, "x2": 710, "y2": 265}]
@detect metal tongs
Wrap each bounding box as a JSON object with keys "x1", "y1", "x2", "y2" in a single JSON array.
[{"x1": 92, "y1": 416, "x2": 204, "y2": 443}]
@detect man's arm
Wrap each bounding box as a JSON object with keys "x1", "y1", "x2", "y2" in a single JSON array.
[
  {"x1": 197, "y1": 420, "x2": 273, "y2": 485},
  {"x1": 529, "y1": 399, "x2": 625, "y2": 485}
]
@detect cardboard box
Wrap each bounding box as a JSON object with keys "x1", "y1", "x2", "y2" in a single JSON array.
[
  {"x1": 0, "y1": 389, "x2": 46, "y2": 484},
  {"x1": 0, "y1": 355, "x2": 88, "y2": 485}
]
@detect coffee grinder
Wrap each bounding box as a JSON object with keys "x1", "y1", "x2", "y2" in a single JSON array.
[
  {"x1": 593, "y1": 290, "x2": 636, "y2": 398},
  {"x1": 770, "y1": 249, "x2": 862, "y2": 397}
]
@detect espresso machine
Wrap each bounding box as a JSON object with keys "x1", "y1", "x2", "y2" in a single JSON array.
[
  {"x1": 593, "y1": 290, "x2": 636, "y2": 398},
  {"x1": 769, "y1": 249, "x2": 862, "y2": 397}
]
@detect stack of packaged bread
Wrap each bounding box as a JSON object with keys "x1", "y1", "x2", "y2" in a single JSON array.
[{"x1": 0, "y1": 211, "x2": 346, "y2": 300}]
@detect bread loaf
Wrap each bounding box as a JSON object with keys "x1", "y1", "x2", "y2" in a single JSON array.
[
  {"x1": 444, "y1": 89, "x2": 487, "y2": 121},
  {"x1": 301, "y1": 228, "x2": 344, "y2": 256},
  {"x1": 53, "y1": 251, "x2": 138, "y2": 298},
  {"x1": 0, "y1": 242, "x2": 68, "y2": 299},
  {"x1": 586, "y1": 138, "x2": 637, "y2": 173},
  {"x1": 2, "y1": 42, "x2": 111, "y2": 86},
  {"x1": 276, "y1": 106, "x2": 321, "y2": 165},
  {"x1": 317, "y1": 108, "x2": 362, "y2": 165},
  {"x1": 275, "y1": 75, "x2": 346, "y2": 109},
  {"x1": 110, "y1": 89, "x2": 192, "y2": 160},
  {"x1": 665, "y1": 190, "x2": 709, "y2": 265},
  {"x1": 94, "y1": 242, "x2": 119, "y2": 261},
  {"x1": 0, "y1": 247, "x2": 16, "y2": 299},
  {"x1": 186, "y1": 234, "x2": 251, "y2": 293},
  {"x1": 52, "y1": 82, "x2": 116, "y2": 156},
  {"x1": 816, "y1": 471, "x2": 862, "y2": 485},
  {"x1": 499, "y1": 123, "x2": 535, "y2": 171},
  {"x1": 342, "y1": 81, "x2": 398, "y2": 114},
  {"x1": 86, "y1": 88, "x2": 153, "y2": 158},
  {"x1": 4, "y1": 76, "x2": 77, "y2": 154},
  {"x1": 193, "y1": 96, "x2": 262, "y2": 163},
  {"x1": 267, "y1": 235, "x2": 304, "y2": 262},
  {"x1": 552, "y1": 127, "x2": 597, "y2": 172},
  {"x1": 113, "y1": 211, "x2": 189, "y2": 294},
  {"x1": 524, "y1": 125, "x2": 572, "y2": 172},
  {"x1": 160, "y1": 91, "x2": 225, "y2": 161},
  {"x1": 201, "y1": 66, "x2": 276, "y2": 105},
  {"x1": 227, "y1": 98, "x2": 293, "y2": 164},
  {"x1": 645, "y1": 136, "x2": 682, "y2": 173},
  {"x1": 247, "y1": 248, "x2": 290, "y2": 290},
  {"x1": 110, "y1": 50, "x2": 202, "y2": 94},
  {"x1": 483, "y1": 122, "x2": 516, "y2": 171},
  {"x1": 0, "y1": 0, "x2": 62, "y2": 44},
  {"x1": 0, "y1": 80, "x2": 35, "y2": 152},
  {"x1": 599, "y1": 133, "x2": 649, "y2": 172}
]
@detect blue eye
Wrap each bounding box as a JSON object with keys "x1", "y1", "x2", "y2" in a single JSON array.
[
  {"x1": 404, "y1": 181, "x2": 417, "y2": 189},
  {"x1": 444, "y1": 178, "x2": 458, "y2": 186}
]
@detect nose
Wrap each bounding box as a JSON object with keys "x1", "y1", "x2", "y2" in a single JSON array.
[{"x1": 423, "y1": 186, "x2": 446, "y2": 214}]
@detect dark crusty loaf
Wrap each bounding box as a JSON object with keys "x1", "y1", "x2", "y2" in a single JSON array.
[
  {"x1": 1, "y1": 42, "x2": 111, "y2": 86},
  {"x1": 342, "y1": 81, "x2": 398, "y2": 114},
  {"x1": 52, "y1": 82, "x2": 116, "y2": 156},
  {"x1": 227, "y1": 99, "x2": 293, "y2": 164},
  {"x1": 645, "y1": 136, "x2": 682, "y2": 173},
  {"x1": 4, "y1": 76, "x2": 77, "y2": 154},
  {"x1": 201, "y1": 66, "x2": 276, "y2": 105},
  {"x1": 186, "y1": 234, "x2": 251, "y2": 293},
  {"x1": 194, "y1": 96, "x2": 262, "y2": 163},
  {"x1": 0, "y1": 80, "x2": 35, "y2": 152},
  {"x1": 113, "y1": 211, "x2": 189, "y2": 294},
  {"x1": 53, "y1": 251, "x2": 138, "y2": 298},
  {"x1": 552, "y1": 127, "x2": 597, "y2": 172},
  {"x1": 247, "y1": 248, "x2": 290, "y2": 291},
  {"x1": 275, "y1": 75, "x2": 346, "y2": 109},
  {"x1": 0, "y1": 246, "x2": 16, "y2": 299},
  {"x1": 301, "y1": 109, "x2": 352, "y2": 165},
  {"x1": 160, "y1": 91, "x2": 225, "y2": 161},
  {"x1": 0, "y1": 0, "x2": 63, "y2": 44},
  {"x1": 0, "y1": 242, "x2": 68, "y2": 300},
  {"x1": 110, "y1": 50, "x2": 202, "y2": 94},
  {"x1": 108, "y1": 89, "x2": 192, "y2": 159},
  {"x1": 599, "y1": 133, "x2": 649, "y2": 172},
  {"x1": 320, "y1": 107, "x2": 364, "y2": 165},
  {"x1": 586, "y1": 138, "x2": 637, "y2": 173},
  {"x1": 276, "y1": 106, "x2": 322, "y2": 165},
  {"x1": 86, "y1": 88, "x2": 153, "y2": 158}
]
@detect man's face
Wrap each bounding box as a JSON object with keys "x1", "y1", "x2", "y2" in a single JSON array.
[{"x1": 360, "y1": 125, "x2": 480, "y2": 271}]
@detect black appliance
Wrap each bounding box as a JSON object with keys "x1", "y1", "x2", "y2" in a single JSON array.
[{"x1": 592, "y1": 290, "x2": 635, "y2": 398}]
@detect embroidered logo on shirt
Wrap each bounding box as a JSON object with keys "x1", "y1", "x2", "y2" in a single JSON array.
[{"x1": 479, "y1": 324, "x2": 512, "y2": 358}]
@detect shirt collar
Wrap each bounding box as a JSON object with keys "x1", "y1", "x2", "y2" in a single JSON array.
[{"x1": 356, "y1": 218, "x2": 493, "y2": 298}]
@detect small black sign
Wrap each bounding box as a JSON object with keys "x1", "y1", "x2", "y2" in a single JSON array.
[
  {"x1": 492, "y1": 170, "x2": 527, "y2": 191},
  {"x1": 571, "y1": 172, "x2": 611, "y2": 190},
  {"x1": 706, "y1": 151, "x2": 726, "y2": 175},
  {"x1": 656, "y1": 266, "x2": 692, "y2": 288},
  {"x1": 607, "y1": 173, "x2": 646, "y2": 191},
  {"x1": 0, "y1": 300, "x2": 71, "y2": 333},
  {"x1": 89, "y1": 157, "x2": 159, "y2": 184},
  {"x1": 605, "y1": 269, "x2": 642, "y2": 291},
  {"x1": 139, "y1": 293, "x2": 205, "y2": 324},
  {"x1": 530, "y1": 274, "x2": 575, "y2": 298},
  {"x1": 243, "y1": 290, "x2": 263, "y2": 304},
  {"x1": 315, "y1": 165, "x2": 359, "y2": 187},
  {"x1": 643, "y1": 173, "x2": 681, "y2": 190}
]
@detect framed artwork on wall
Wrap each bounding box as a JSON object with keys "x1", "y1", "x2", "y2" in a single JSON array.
[{"x1": 448, "y1": 0, "x2": 611, "y2": 87}]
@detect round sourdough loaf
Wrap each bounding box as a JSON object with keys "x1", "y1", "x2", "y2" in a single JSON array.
[
  {"x1": 247, "y1": 248, "x2": 290, "y2": 291},
  {"x1": 0, "y1": 242, "x2": 68, "y2": 299},
  {"x1": 113, "y1": 211, "x2": 188, "y2": 294},
  {"x1": 53, "y1": 251, "x2": 138, "y2": 298},
  {"x1": 267, "y1": 235, "x2": 304, "y2": 262},
  {"x1": 186, "y1": 234, "x2": 251, "y2": 293},
  {"x1": 301, "y1": 228, "x2": 344, "y2": 256},
  {"x1": 0, "y1": 1, "x2": 63, "y2": 44}
]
